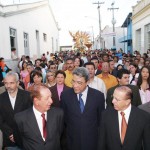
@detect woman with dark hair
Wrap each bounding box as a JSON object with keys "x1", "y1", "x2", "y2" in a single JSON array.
[
  {"x1": 74, "y1": 57, "x2": 83, "y2": 68},
  {"x1": 27, "y1": 70, "x2": 43, "y2": 90},
  {"x1": 116, "y1": 64, "x2": 124, "y2": 71},
  {"x1": 50, "y1": 70, "x2": 70, "y2": 107},
  {"x1": 137, "y1": 66, "x2": 150, "y2": 104},
  {"x1": 129, "y1": 63, "x2": 139, "y2": 85},
  {"x1": 20, "y1": 61, "x2": 28, "y2": 84}
]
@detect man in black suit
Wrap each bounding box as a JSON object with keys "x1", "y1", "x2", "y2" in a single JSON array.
[
  {"x1": 61, "y1": 67, "x2": 105, "y2": 150},
  {"x1": 15, "y1": 84, "x2": 64, "y2": 150},
  {"x1": 0, "y1": 72, "x2": 32, "y2": 149},
  {"x1": 106, "y1": 69, "x2": 141, "y2": 107},
  {"x1": 90, "y1": 57, "x2": 102, "y2": 75},
  {"x1": 98, "y1": 86, "x2": 150, "y2": 150}
]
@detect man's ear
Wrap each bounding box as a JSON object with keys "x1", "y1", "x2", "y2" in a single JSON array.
[{"x1": 34, "y1": 97, "x2": 39, "y2": 106}]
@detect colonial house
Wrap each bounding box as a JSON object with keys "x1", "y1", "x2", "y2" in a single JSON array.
[
  {"x1": 0, "y1": 0, "x2": 59, "y2": 61},
  {"x1": 132, "y1": 0, "x2": 150, "y2": 54}
]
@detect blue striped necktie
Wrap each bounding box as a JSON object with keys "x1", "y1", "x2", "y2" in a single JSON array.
[{"x1": 79, "y1": 93, "x2": 84, "y2": 113}]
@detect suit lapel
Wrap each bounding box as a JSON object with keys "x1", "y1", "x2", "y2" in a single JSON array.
[
  {"x1": 14, "y1": 89, "x2": 22, "y2": 113},
  {"x1": 71, "y1": 89, "x2": 81, "y2": 114},
  {"x1": 45, "y1": 109, "x2": 55, "y2": 141},
  {"x1": 111, "y1": 109, "x2": 122, "y2": 144},
  {"x1": 123, "y1": 106, "x2": 137, "y2": 145},
  {"x1": 27, "y1": 108, "x2": 44, "y2": 142},
  {"x1": 3, "y1": 92, "x2": 14, "y2": 114},
  {"x1": 83, "y1": 87, "x2": 91, "y2": 113},
  {"x1": 53, "y1": 84, "x2": 59, "y2": 101}
]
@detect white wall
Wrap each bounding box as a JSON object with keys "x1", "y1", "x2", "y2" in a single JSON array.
[
  {"x1": 0, "y1": 1, "x2": 59, "y2": 59},
  {"x1": 132, "y1": 0, "x2": 150, "y2": 54},
  {"x1": 101, "y1": 26, "x2": 125, "y2": 51}
]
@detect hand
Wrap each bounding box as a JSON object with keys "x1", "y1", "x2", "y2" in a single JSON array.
[{"x1": 9, "y1": 134, "x2": 15, "y2": 143}]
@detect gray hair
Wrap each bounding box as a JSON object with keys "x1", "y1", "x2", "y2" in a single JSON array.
[
  {"x1": 5, "y1": 71, "x2": 19, "y2": 82},
  {"x1": 72, "y1": 67, "x2": 90, "y2": 82}
]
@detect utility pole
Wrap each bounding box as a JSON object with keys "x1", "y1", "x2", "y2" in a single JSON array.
[
  {"x1": 93, "y1": 1, "x2": 104, "y2": 50},
  {"x1": 108, "y1": 1, "x2": 119, "y2": 51}
]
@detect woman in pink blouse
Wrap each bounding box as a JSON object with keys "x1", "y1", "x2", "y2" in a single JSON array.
[
  {"x1": 137, "y1": 66, "x2": 150, "y2": 104},
  {"x1": 50, "y1": 70, "x2": 70, "y2": 107}
]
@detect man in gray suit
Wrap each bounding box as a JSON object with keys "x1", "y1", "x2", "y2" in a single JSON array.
[
  {"x1": 139, "y1": 102, "x2": 150, "y2": 114},
  {"x1": 15, "y1": 84, "x2": 64, "y2": 150}
]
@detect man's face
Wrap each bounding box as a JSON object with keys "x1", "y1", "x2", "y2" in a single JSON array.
[
  {"x1": 85, "y1": 65, "x2": 95, "y2": 79},
  {"x1": 66, "y1": 60, "x2": 74, "y2": 71},
  {"x1": 103, "y1": 56, "x2": 109, "y2": 62},
  {"x1": 136, "y1": 54, "x2": 141, "y2": 60},
  {"x1": 134, "y1": 59, "x2": 139, "y2": 65},
  {"x1": 4, "y1": 76, "x2": 19, "y2": 94},
  {"x1": 102, "y1": 62, "x2": 110, "y2": 73},
  {"x1": 27, "y1": 65, "x2": 33, "y2": 73},
  {"x1": 49, "y1": 65, "x2": 57, "y2": 72},
  {"x1": 72, "y1": 74, "x2": 88, "y2": 94},
  {"x1": 109, "y1": 61, "x2": 115, "y2": 70},
  {"x1": 118, "y1": 74, "x2": 129, "y2": 85},
  {"x1": 35, "y1": 60, "x2": 41, "y2": 67},
  {"x1": 91, "y1": 59, "x2": 98, "y2": 69},
  {"x1": 35, "y1": 88, "x2": 53, "y2": 113},
  {"x1": 112, "y1": 90, "x2": 131, "y2": 111}
]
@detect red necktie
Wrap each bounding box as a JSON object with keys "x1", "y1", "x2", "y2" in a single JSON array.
[
  {"x1": 120, "y1": 112, "x2": 127, "y2": 144},
  {"x1": 41, "y1": 113, "x2": 47, "y2": 139}
]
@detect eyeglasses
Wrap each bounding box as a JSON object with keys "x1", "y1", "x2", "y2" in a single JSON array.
[
  {"x1": 71, "y1": 80, "x2": 85, "y2": 86},
  {"x1": 113, "y1": 96, "x2": 129, "y2": 102}
]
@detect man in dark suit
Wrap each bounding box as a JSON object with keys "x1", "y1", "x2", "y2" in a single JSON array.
[
  {"x1": 98, "y1": 86, "x2": 150, "y2": 150},
  {"x1": 15, "y1": 84, "x2": 64, "y2": 150},
  {"x1": 90, "y1": 57, "x2": 102, "y2": 76},
  {"x1": 61, "y1": 67, "x2": 105, "y2": 150},
  {"x1": 106, "y1": 69, "x2": 141, "y2": 107},
  {"x1": 0, "y1": 72, "x2": 32, "y2": 149}
]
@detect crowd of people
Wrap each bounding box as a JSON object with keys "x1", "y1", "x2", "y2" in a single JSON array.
[{"x1": 0, "y1": 48, "x2": 150, "y2": 150}]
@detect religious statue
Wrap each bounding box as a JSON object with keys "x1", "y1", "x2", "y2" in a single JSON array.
[{"x1": 69, "y1": 31, "x2": 92, "y2": 52}]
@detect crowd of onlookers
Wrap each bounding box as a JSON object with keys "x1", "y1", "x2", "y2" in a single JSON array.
[
  {"x1": 1, "y1": 48, "x2": 150, "y2": 103},
  {"x1": 0, "y1": 48, "x2": 150, "y2": 150}
]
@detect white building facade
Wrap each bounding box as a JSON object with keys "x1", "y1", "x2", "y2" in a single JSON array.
[
  {"x1": 132, "y1": 0, "x2": 150, "y2": 54},
  {"x1": 94, "y1": 25, "x2": 126, "y2": 51},
  {"x1": 0, "y1": 0, "x2": 59, "y2": 60}
]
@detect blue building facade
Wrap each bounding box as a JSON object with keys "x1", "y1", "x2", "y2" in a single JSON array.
[{"x1": 119, "y1": 13, "x2": 132, "y2": 54}]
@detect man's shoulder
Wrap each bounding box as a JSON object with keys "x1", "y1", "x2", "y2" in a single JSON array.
[
  {"x1": 15, "y1": 107, "x2": 32, "y2": 120},
  {"x1": 131, "y1": 105, "x2": 150, "y2": 119},
  {"x1": 138, "y1": 102, "x2": 150, "y2": 114},
  {"x1": 102, "y1": 107, "x2": 116, "y2": 118},
  {"x1": 49, "y1": 107, "x2": 64, "y2": 116},
  {"x1": 18, "y1": 88, "x2": 30, "y2": 95},
  {"x1": 107, "y1": 85, "x2": 119, "y2": 92},
  {"x1": 61, "y1": 88, "x2": 74, "y2": 95},
  {"x1": 127, "y1": 84, "x2": 139, "y2": 90}
]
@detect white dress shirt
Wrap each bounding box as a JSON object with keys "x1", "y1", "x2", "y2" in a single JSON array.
[
  {"x1": 77, "y1": 86, "x2": 88, "y2": 105},
  {"x1": 33, "y1": 106, "x2": 47, "y2": 140},
  {"x1": 88, "y1": 76, "x2": 107, "y2": 98},
  {"x1": 118, "y1": 104, "x2": 131, "y2": 139},
  {"x1": 8, "y1": 94, "x2": 16, "y2": 110}
]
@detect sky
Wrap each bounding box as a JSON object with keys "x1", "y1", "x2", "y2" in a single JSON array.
[{"x1": 1, "y1": 0, "x2": 138, "y2": 45}]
